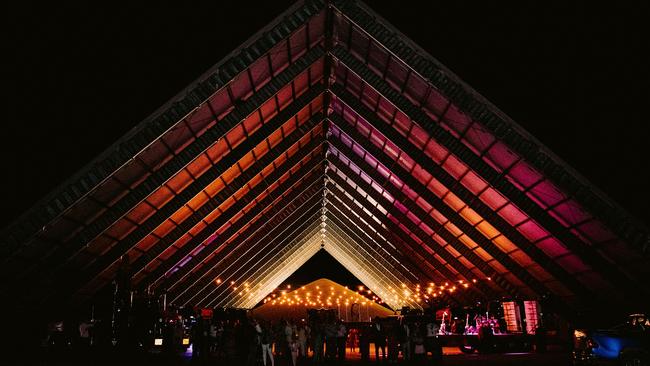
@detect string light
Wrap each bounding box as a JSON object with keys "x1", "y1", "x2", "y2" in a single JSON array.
[{"x1": 257, "y1": 276, "x2": 495, "y2": 309}]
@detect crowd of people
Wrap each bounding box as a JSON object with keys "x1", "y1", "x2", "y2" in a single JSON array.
[{"x1": 187, "y1": 314, "x2": 443, "y2": 365}]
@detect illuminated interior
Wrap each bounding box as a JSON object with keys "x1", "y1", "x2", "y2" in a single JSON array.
[{"x1": 2, "y1": 0, "x2": 648, "y2": 317}]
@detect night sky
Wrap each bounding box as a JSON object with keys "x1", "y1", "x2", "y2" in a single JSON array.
[{"x1": 2, "y1": 1, "x2": 648, "y2": 284}]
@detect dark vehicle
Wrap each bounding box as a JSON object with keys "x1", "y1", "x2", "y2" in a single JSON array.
[{"x1": 573, "y1": 313, "x2": 649, "y2": 366}]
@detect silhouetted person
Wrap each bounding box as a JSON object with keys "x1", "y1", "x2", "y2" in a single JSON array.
[
  {"x1": 359, "y1": 326, "x2": 370, "y2": 362},
  {"x1": 373, "y1": 321, "x2": 386, "y2": 362}
]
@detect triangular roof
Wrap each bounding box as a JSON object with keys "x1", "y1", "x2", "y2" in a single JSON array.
[
  {"x1": 250, "y1": 278, "x2": 394, "y2": 321},
  {"x1": 1, "y1": 0, "x2": 649, "y2": 317}
]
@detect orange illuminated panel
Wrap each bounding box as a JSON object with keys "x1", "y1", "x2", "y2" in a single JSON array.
[
  {"x1": 430, "y1": 209, "x2": 449, "y2": 226},
  {"x1": 267, "y1": 129, "x2": 284, "y2": 149},
  {"x1": 203, "y1": 177, "x2": 225, "y2": 199},
  {"x1": 243, "y1": 110, "x2": 263, "y2": 136},
  {"x1": 220, "y1": 165, "x2": 242, "y2": 185},
  {"x1": 187, "y1": 221, "x2": 207, "y2": 238},
  {"x1": 172, "y1": 233, "x2": 193, "y2": 250},
  {"x1": 252, "y1": 138, "x2": 271, "y2": 159},
  {"x1": 185, "y1": 191, "x2": 210, "y2": 212},
  {"x1": 260, "y1": 96, "x2": 279, "y2": 122},
  {"x1": 443, "y1": 192, "x2": 465, "y2": 212},
  {"x1": 205, "y1": 138, "x2": 231, "y2": 165},
  {"x1": 169, "y1": 206, "x2": 193, "y2": 226},
  {"x1": 125, "y1": 201, "x2": 156, "y2": 225},
  {"x1": 487, "y1": 260, "x2": 508, "y2": 275},
  {"x1": 238, "y1": 152, "x2": 256, "y2": 172},
  {"x1": 444, "y1": 244, "x2": 462, "y2": 259},
  {"x1": 246, "y1": 174, "x2": 264, "y2": 190},
  {"x1": 517, "y1": 221, "x2": 549, "y2": 242},
  {"x1": 203, "y1": 209, "x2": 222, "y2": 226},
  {"x1": 473, "y1": 247, "x2": 493, "y2": 262},
  {"x1": 444, "y1": 222, "x2": 462, "y2": 238},
  {"x1": 185, "y1": 154, "x2": 213, "y2": 179},
  {"x1": 136, "y1": 235, "x2": 158, "y2": 252},
  {"x1": 457, "y1": 256, "x2": 474, "y2": 270},
  {"x1": 218, "y1": 196, "x2": 237, "y2": 214},
  {"x1": 152, "y1": 220, "x2": 176, "y2": 239},
  {"x1": 104, "y1": 219, "x2": 137, "y2": 241},
  {"x1": 459, "y1": 171, "x2": 488, "y2": 196},
  {"x1": 233, "y1": 185, "x2": 250, "y2": 202},
  {"x1": 276, "y1": 85, "x2": 294, "y2": 110},
  {"x1": 508, "y1": 249, "x2": 535, "y2": 268},
  {"x1": 476, "y1": 220, "x2": 500, "y2": 240},
  {"x1": 479, "y1": 188, "x2": 508, "y2": 211},
  {"x1": 158, "y1": 245, "x2": 177, "y2": 261},
  {"x1": 166, "y1": 170, "x2": 194, "y2": 194},
  {"x1": 459, "y1": 207, "x2": 482, "y2": 226},
  {"x1": 427, "y1": 178, "x2": 449, "y2": 199},
  {"x1": 492, "y1": 235, "x2": 518, "y2": 253},
  {"x1": 225, "y1": 124, "x2": 246, "y2": 150},
  {"x1": 457, "y1": 235, "x2": 479, "y2": 250}
]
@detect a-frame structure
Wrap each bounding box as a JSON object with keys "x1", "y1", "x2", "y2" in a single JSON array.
[{"x1": 1, "y1": 0, "x2": 649, "y2": 317}]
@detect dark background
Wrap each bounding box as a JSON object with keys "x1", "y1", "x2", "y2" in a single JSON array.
[{"x1": 1, "y1": 1, "x2": 648, "y2": 285}]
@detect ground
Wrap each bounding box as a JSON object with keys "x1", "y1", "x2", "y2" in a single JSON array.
[{"x1": 9, "y1": 347, "x2": 572, "y2": 366}]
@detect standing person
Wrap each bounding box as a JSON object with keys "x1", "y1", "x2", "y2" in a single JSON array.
[
  {"x1": 412, "y1": 328, "x2": 426, "y2": 364},
  {"x1": 373, "y1": 320, "x2": 386, "y2": 362},
  {"x1": 311, "y1": 321, "x2": 324, "y2": 364},
  {"x1": 290, "y1": 336, "x2": 300, "y2": 366},
  {"x1": 348, "y1": 327, "x2": 358, "y2": 354},
  {"x1": 386, "y1": 324, "x2": 399, "y2": 364},
  {"x1": 336, "y1": 320, "x2": 347, "y2": 361},
  {"x1": 259, "y1": 321, "x2": 275, "y2": 366},
  {"x1": 298, "y1": 324, "x2": 308, "y2": 359},
  {"x1": 425, "y1": 319, "x2": 440, "y2": 360},
  {"x1": 324, "y1": 321, "x2": 337, "y2": 361},
  {"x1": 359, "y1": 326, "x2": 370, "y2": 362},
  {"x1": 285, "y1": 319, "x2": 294, "y2": 362},
  {"x1": 400, "y1": 321, "x2": 411, "y2": 362}
]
